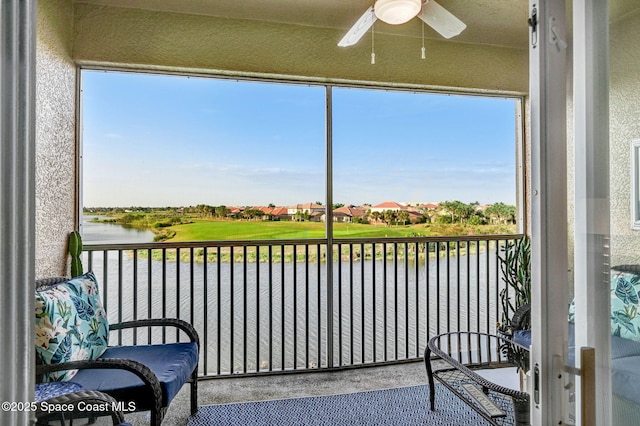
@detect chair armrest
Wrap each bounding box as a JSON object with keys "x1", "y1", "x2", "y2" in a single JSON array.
[
  {"x1": 36, "y1": 358, "x2": 163, "y2": 415},
  {"x1": 109, "y1": 318, "x2": 200, "y2": 347}
]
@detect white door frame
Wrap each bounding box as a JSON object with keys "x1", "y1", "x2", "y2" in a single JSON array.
[{"x1": 528, "y1": 0, "x2": 570, "y2": 424}]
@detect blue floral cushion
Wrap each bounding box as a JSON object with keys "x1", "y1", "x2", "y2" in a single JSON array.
[
  {"x1": 568, "y1": 299, "x2": 575, "y2": 324},
  {"x1": 34, "y1": 382, "x2": 83, "y2": 402},
  {"x1": 611, "y1": 270, "x2": 640, "y2": 341},
  {"x1": 35, "y1": 272, "x2": 109, "y2": 381}
]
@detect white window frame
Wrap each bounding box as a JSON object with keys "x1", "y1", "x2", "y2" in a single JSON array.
[{"x1": 631, "y1": 139, "x2": 640, "y2": 230}]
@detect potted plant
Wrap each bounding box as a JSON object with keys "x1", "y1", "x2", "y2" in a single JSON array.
[
  {"x1": 497, "y1": 235, "x2": 531, "y2": 388},
  {"x1": 69, "y1": 231, "x2": 84, "y2": 277}
]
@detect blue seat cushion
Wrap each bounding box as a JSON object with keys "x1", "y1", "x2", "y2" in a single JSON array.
[
  {"x1": 611, "y1": 334, "x2": 640, "y2": 360},
  {"x1": 513, "y1": 329, "x2": 531, "y2": 348},
  {"x1": 71, "y1": 342, "x2": 198, "y2": 409},
  {"x1": 563, "y1": 324, "x2": 640, "y2": 404},
  {"x1": 611, "y1": 356, "x2": 640, "y2": 406}
]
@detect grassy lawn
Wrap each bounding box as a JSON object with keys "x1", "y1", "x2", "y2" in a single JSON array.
[{"x1": 167, "y1": 219, "x2": 516, "y2": 242}]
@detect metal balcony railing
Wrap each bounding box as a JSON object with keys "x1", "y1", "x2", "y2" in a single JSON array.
[{"x1": 83, "y1": 234, "x2": 522, "y2": 378}]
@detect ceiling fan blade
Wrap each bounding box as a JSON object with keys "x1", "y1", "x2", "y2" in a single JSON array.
[
  {"x1": 418, "y1": 0, "x2": 466, "y2": 39},
  {"x1": 338, "y1": 7, "x2": 377, "y2": 47}
]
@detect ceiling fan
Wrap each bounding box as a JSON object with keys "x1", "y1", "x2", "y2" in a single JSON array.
[{"x1": 338, "y1": 0, "x2": 466, "y2": 47}]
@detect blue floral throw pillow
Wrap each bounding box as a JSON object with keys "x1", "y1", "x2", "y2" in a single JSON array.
[
  {"x1": 35, "y1": 272, "x2": 109, "y2": 381},
  {"x1": 611, "y1": 270, "x2": 640, "y2": 341}
]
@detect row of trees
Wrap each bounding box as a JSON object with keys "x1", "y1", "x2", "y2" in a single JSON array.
[
  {"x1": 364, "y1": 203, "x2": 515, "y2": 227},
  {"x1": 439, "y1": 201, "x2": 516, "y2": 225}
]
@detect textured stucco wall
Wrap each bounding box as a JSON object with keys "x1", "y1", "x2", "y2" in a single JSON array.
[
  {"x1": 610, "y1": 10, "x2": 640, "y2": 265},
  {"x1": 35, "y1": 0, "x2": 76, "y2": 277},
  {"x1": 72, "y1": 3, "x2": 528, "y2": 94}
]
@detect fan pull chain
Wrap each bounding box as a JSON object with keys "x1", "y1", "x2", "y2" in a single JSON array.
[
  {"x1": 421, "y1": 21, "x2": 426, "y2": 59},
  {"x1": 371, "y1": 22, "x2": 376, "y2": 64}
]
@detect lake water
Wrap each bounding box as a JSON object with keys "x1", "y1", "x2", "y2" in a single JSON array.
[{"x1": 82, "y1": 215, "x2": 155, "y2": 244}]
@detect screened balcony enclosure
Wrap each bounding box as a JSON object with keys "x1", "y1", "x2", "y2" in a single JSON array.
[{"x1": 0, "y1": 0, "x2": 631, "y2": 425}]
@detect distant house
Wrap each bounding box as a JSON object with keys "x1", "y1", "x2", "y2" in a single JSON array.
[
  {"x1": 422, "y1": 203, "x2": 439, "y2": 210},
  {"x1": 227, "y1": 206, "x2": 243, "y2": 218},
  {"x1": 251, "y1": 206, "x2": 274, "y2": 220},
  {"x1": 332, "y1": 205, "x2": 367, "y2": 223},
  {"x1": 270, "y1": 206, "x2": 289, "y2": 220},
  {"x1": 247, "y1": 205, "x2": 290, "y2": 221},
  {"x1": 287, "y1": 202, "x2": 325, "y2": 221},
  {"x1": 406, "y1": 210, "x2": 424, "y2": 223},
  {"x1": 412, "y1": 203, "x2": 439, "y2": 223},
  {"x1": 287, "y1": 202, "x2": 325, "y2": 215},
  {"x1": 369, "y1": 201, "x2": 406, "y2": 213}
]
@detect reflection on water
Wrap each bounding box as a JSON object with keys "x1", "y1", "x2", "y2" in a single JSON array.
[{"x1": 82, "y1": 215, "x2": 155, "y2": 244}]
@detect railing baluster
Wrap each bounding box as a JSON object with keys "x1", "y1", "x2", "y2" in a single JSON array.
[
  {"x1": 337, "y1": 243, "x2": 342, "y2": 367},
  {"x1": 425, "y1": 242, "x2": 431, "y2": 343},
  {"x1": 118, "y1": 250, "x2": 123, "y2": 346},
  {"x1": 394, "y1": 242, "x2": 399, "y2": 361},
  {"x1": 349, "y1": 243, "x2": 354, "y2": 366},
  {"x1": 475, "y1": 240, "x2": 481, "y2": 334},
  {"x1": 176, "y1": 247, "x2": 181, "y2": 342},
  {"x1": 360, "y1": 242, "x2": 365, "y2": 364},
  {"x1": 456, "y1": 241, "x2": 461, "y2": 334},
  {"x1": 485, "y1": 239, "x2": 490, "y2": 335},
  {"x1": 243, "y1": 246, "x2": 247, "y2": 374},
  {"x1": 268, "y1": 245, "x2": 273, "y2": 372},
  {"x1": 372, "y1": 242, "x2": 376, "y2": 363},
  {"x1": 317, "y1": 243, "x2": 322, "y2": 368},
  {"x1": 383, "y1": 242, "x2": 388, "y2": 362},
  {"x1": 293, "y1": 245, "x2": 298, "y2": 369},
  {"x1": 256, "y1": 245, "x2": 260, "y2": 372},
  {"x1": 280, "y1": 244, "x2": 285, "y2": 371},
  {"x1": 190, "y1": 247, "x2": 195, "y2": 338},
  {"x1": 405, "y1": 241, "x2": 409, "y2": 359},
  {"x1": 414, "y1": 241, "x2": 419, "y2": 358},
  {"x1": 148, "y1": 248, "x2": 152, "y2": 344},
  {"x1": 133, "y1": 249, "x2": 138, "y2": 345},
  {"x1": 230, "y1": 246, "x2": 235, "y2": 374},
  {"x1": 216, "y1": 246, "x2": 221, "y2": 376},
  {"x1": 467, "y1": 241, "x2": 471, "y2": 333},
  {"x1": 101, "y1": 251, "x2": 108, "y2": 317},
  {"x1": 445, "y1": 243, "x2": 452, "y2": 351},
  {"x1": 203, "y1": 246, "x2": 208, "y2": 375},
  {"x1": 305, "y1": 244, "x2": 309, "y2": 369},
  {"x1": 162, "y1": 248, "x2": 167, "y2": 343},
  {"x1": 435, "y1": 242, "x2": 441, "y2": 335}
]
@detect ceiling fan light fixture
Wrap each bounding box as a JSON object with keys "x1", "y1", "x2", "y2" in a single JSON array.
[{"x1": 374, "y1": 0, "x2": 422, "y2": 25}]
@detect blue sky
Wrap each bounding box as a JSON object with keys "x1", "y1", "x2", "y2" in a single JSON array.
[{"x1": 82, "y1": 70, "x2": 517, "y2": 207}]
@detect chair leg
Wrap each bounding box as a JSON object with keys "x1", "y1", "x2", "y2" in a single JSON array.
[
  {"x1": 191, "y1": 368, "x2": 198, "y2": 415},
  {"x1": 424, "y1": 346, "x2": 436, "y2": 411},
  {"x1": 151, "y1": 407, "x2": 167, "y2": 426}
]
